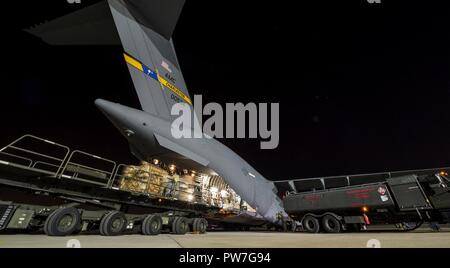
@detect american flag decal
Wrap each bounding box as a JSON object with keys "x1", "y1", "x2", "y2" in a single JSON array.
[{"x1": 161, "y1": 60, "x2": 172, "y2": 73}]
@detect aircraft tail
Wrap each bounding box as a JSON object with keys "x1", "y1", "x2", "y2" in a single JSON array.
[
  {"x1": 27, "y1": 0, "x2": 191, "y2": 121},
  {"x1": 108, "y1": 0, "x2": 192, "y2": 120}
]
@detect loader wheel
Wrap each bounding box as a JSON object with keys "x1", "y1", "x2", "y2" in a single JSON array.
[
  {"x1": 192, "y1": 218, "x2": 208, "y2": 234},
  {"x1": 141, "y1": 214, "x2": 162, "y2": 235},
  {"x1": 199, "y1": 218, "x2": 208, "y2": 234},
  {"x1": 322, "y1": 215, "x2": 342, "y2": 233},
  {"x1": 303, "y1": 215, "x2": 320, "y2": 233},
  {"x1": 44, "y1": 207, "x2": 81, "y2": 236},
  {"x1": 72, "y1": 223, "x2": 83, "y2": 235},
  {"x1": 172, "y1": 217, "x2": 189, "y2": 235},
  {"x1": 100, "y1": 211, "x2": 127, "y2": 236},
  {"x1": 290, "y1": 220, "x2": 298, "y2": 232}
]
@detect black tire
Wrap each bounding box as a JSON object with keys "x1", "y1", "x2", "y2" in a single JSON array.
[
  {"x1": 170, "y1": 217, "x2": 180, "y2": 234},
  {"x1": 396, "y1": 221, "x2": 423, "y2": 232},
  {"x1": 100, "y1": 211, "x2": 127, "y2": 236},
  {"x1": 44, "y1": 207, "x2": 81, "y2": 236},
  {"x1": 172, "y1": 216, "x2": 189, "y2": 235},
  {"x1": 192, "y1": 218, "x2": 201, "y2": 233},
  {"x1": 290, "y1": 220, "x2": 298, "y2": 232},
  {"x1": 141, "y1": 214, "x2": 162, "y2": 235},
  {"x1": 322, "y1": 214, "x2": 342, "y2": 233},
  {"x1": 72, "y1": 223, "x2": 83, "y2": 235},
  {"x1": 302, "y1": 215, "x2": 320, "y2": 233},
  {"x1": 199, "y1": 218, "x2": 208, "y2": 234},
  {"x1": 43, "y1": 209, "x2": 59, "y2": 235},
  {"x1": 192, "y1": 218, "x2": 208, "y2": 234}
]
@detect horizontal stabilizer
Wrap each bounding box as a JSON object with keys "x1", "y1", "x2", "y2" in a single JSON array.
[
  {"x1": 123, "y1": 0, "x2": 186, "y2": 40},
  {"x1": 25, "y1": 1, "x2": 120, "y2": 45},
  {"x1": 26, "y1": 0, "x2": 186, "y2": 45},
  {"x1": 153, "y1": 134, "x2": 210, "y2": 167},
  {"x1": 26, "y1": 0, "x2": 192, "y2": 120}
]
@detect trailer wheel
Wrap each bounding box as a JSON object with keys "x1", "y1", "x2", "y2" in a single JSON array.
[
  {"x1": 172, "y1": 217, "x2": 189, "y2": 235},
  {"x1": 100, "y1": 211, "x2": 127, "y2": 236},
  {"x1": 192, "y1": 218, "x2": 201, "y2": 233},
  {"x1": 302, "y1": 215, "x2": 320, "y2": 233},
  {"x1": 290, "y1": 220, "x2": 298, "y2": 232},
  {"x1": 72, "y1": 222, "x2": 83, "y2": 235},
  {"x1": 141, "y1": 214, "x2": 162, "y2": 235},
  {"x1": 192, "y1": 218, "x2": 208, "y2": 234},
  {"x1": 199, "y1": 218, "x2": 208, "y2": 234},
  {"x1": 44, "y1": 207, "x2": 81, "y2": 236},
  {"x1": 322, "y1": 215, "x2": 342, "y2": 233}
]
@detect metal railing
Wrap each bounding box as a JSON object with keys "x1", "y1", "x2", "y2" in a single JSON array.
[
  {"x1": 0, "y1": 134, "x2": 116, "y2": 187},
  {"x1": 0, "y1": 134, "x2": 70, "y2": 176},
  {"x1": 59, "y1": 150, "x2": 117, "y2": 187},
  {"x1": 276, "y1": 167, "x2": 450, "y2": 194},
  {"x1": 0, "y1": 151, "x2": 33, "y2": 167}
]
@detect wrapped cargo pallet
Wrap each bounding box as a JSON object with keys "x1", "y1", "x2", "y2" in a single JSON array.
[
  {"x1": 118, "y1": 161, "x2": 257, "y2": 214},
  {"x1": 119, "y1": 161, "x2": 168, "y2": 196}
]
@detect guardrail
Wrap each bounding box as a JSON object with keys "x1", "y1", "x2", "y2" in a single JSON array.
[
  {"x1": 0, "y1": 135, "x2": 116, "y2": 186},
  {"x1": 60, "y1": 150, "x2": 117, "y2": 186},
  {"x1": 0, "y1": 134, "x2": 70, "y2": 176}
]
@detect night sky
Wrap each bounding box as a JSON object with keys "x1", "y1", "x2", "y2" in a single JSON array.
[{"x1": 1, "y1": 0, "x2": 449, "y2": 181}]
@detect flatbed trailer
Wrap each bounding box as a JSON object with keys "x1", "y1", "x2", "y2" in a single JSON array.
[
  {"x1": 0, "y1": 135, "x2": 218, "y2": 236},
  {"x1": 275, "y1": 168, "x2": 450, "y2": 233}
]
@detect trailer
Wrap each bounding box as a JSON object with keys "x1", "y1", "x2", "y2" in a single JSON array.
[
  {"x1": 0, "y1": 135, "x2": 218, "y2": 236},
  {"x1": 275, "y1": 169, "x2": 450, "y2": 233}
]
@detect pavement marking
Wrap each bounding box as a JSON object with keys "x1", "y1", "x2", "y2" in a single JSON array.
[{"x1": 167, "y1": 235, "x2": 185, "y2": 248}]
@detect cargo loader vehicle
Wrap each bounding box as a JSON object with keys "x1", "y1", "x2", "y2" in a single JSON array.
[
  {"x1": 0, "y1": 134, "x2": 217, "y2": 236},
  {"x1": 275, "y1": 169, "x2": 450, "y2": 233}
]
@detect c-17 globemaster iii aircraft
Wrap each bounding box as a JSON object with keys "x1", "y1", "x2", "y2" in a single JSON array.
[{"x1": 27, "y1": 0, "x2": 288, "y2": 224}]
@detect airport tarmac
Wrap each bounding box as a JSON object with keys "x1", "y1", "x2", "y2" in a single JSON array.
[{"x1": 1, "y1": 229, "x2": 450, "y2": 248}]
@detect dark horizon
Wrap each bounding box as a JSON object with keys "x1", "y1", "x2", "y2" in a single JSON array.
[{"x1": 1, "y1": 0, "x2": 449, "y2": 180}]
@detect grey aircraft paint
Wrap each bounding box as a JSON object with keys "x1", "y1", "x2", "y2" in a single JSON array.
[{"x1": 27, "y1": 0, "x2": 288, "y2": 224}]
